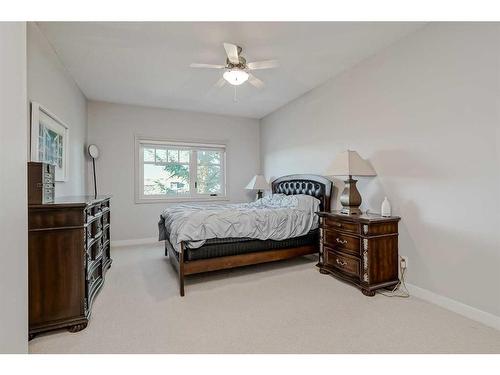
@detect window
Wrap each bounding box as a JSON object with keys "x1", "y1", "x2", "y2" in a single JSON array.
[{"x1": 136, "y1": 138, "x2": 227, "y2": 203}]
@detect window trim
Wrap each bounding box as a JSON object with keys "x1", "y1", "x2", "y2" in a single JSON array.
[{"x1": 134, "y1": 136, "x2": 229, "y2": 204}]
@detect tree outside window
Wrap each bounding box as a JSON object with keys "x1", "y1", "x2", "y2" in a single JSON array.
[{"x1": 141, "y1": 143, "x2": 225, "y2": 200}]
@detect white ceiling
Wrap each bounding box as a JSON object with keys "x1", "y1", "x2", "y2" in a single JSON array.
[{"x1": 38, "y1": 22, "x2": 425, "y2": 119}]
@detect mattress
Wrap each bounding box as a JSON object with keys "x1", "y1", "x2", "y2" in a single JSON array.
[{"x1": 170, "y1": 229, "x2": 319, "y2": 261}]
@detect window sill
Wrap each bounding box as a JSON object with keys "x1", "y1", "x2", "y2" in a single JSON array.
[{"x1": 135, "y1": 196, "x2": 229, "y2": 204}]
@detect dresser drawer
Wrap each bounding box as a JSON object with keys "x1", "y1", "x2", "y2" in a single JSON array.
[
  {"x1": 88, "y1": 237, "x2": 103, "y2": 260},
  {"x1": 324, "y1": 229, "x2": 360, "y2": 256},
  {"x1": 100, "y1": 200, "x2": 110, "y2": 211},
  {"x1": 103, "y1": 226, "x2": 110, "y2": 243},
  {"x1": 90, "y1": 217, "x2": 103, "y2": 237},
  {"x1": 87, "y1": 260, "x2": 103, "y2": 291},
  {"x1": 324, "y1": 217, "x2": 358, "y2": 234},
  {"x1": 324, "y1": 248, "x2": 360, "y2": 277},
  {"x1": 102, "y1": 211, "x2": 110, "y2": 225}
]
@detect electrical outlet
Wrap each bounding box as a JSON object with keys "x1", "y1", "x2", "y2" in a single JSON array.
[{"x1": 400, "y1": 256, "x2": 408, "y2": 270}]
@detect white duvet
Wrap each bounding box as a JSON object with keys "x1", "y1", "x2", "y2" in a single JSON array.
[{"x1": 158, "y1": 194, "x2": 320, "y2": 252}]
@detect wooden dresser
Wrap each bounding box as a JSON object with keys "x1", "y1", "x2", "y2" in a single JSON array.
[
  {"x1": 317, "y1": 211, "x2": 400, "y2": 296},
  {"x1": 28, "y1": 196, "x2": 112, "y2": 339}
]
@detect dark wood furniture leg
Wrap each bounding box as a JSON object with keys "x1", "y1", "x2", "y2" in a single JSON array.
[
  {"x1": 179, "y1": 243, "x2": 185, "y2": 297},
  {"x1": 166, "y1": 239, "x2": 184, "y2": 297},
  {"x1": 67, "y1": 322, "x2": 88, "y2": 333}
]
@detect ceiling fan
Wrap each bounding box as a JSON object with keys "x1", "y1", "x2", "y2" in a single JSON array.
[{"x1": 190, "y1": 43, "x2": 278, "y2": 89}]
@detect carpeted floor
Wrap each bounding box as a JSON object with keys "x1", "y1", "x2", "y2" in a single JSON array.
[{"x1": 29, "y1": 243, "x2": 500, "y2": 354}]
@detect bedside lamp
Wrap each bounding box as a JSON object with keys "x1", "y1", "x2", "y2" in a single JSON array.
[
  {"x1": 325, "y1": 150, "x2": 376, "y2": 215},
  {"x1": 245, "y1": 175, "x2": 269, "y2": 200}
]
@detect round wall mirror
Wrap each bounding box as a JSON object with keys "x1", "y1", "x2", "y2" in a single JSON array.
[{"x1": 88, "y1": 144, "x2": 99, "y2": 159}]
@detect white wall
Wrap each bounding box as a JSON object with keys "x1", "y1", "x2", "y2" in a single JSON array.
[
  {"x1": 0, "y1": 22, "x2": 28, "y2": 353},
  {"x1": 87, "y1": 101, "x2": 260, "y2": 241},
  {"x1": 261, "y1": 23, "x2": 500, "y2": 317},
  {"x1": 27, "y1": 23, "x2": 88, "y2": 197}
]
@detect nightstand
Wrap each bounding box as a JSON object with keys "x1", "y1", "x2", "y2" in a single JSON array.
[{"x1": 317, "y1": 211, "x2": 400, "y2": 296}]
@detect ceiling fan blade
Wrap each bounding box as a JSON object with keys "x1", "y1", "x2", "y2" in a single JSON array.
[
  {"x1": 204, "y1": 77, "x2": 227, "y2": 98},
  {"x1": 248, "y1": 74, "x2": 265, "y2": 89},
  {"x1": 223, "y1": 43, "x2": 240, "y2": 64},
  {"x1": 247, "y1": 60, "x2": 279, "y2": 70},
  {"x1": 214, "y1": 77, "x2": 226, "y2": 88},
  {"x1": 190, "y1": 63, "x2": 225, "y2": 69}
]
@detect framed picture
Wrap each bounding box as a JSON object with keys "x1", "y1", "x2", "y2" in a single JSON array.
[{"x1": 30, "y1": 102, "x2": 69, "y2": 182}]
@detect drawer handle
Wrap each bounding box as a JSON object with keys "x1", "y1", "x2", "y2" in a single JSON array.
[
  {"x1": 336, "y1": 238, "x2": 348, "y2": 245},
  {"x1": 333, "y1": 223, "x2": 342, "y2": 228},
  {"x1": 336, "y1": 258, "x2": 347, "y2": 267}
]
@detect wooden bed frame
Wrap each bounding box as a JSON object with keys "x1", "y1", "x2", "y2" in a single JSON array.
[{"x1": 165, "y1": 174, "x2": 332, "y2": 296}]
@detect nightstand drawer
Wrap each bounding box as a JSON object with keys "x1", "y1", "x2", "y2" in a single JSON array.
[
  {"x1": 324, "y1": 229, "x2": 360, "y2": 256},
  {"x1": 324, "y1": 248, "x2": 360, "y2": 277},
  {"x1": 324, "y1": 217, "x2": 358, "y2": 234}
]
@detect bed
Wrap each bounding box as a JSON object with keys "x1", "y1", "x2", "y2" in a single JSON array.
[{"x1": 159, "y1": 174, "x2": 332, "y2": 296}]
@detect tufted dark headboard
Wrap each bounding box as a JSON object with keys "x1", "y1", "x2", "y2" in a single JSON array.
[{"x1": 271, "y1": 174, "x2": 333, "y2": 212}]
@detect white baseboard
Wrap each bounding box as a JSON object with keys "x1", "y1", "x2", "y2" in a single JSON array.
[
  {"x1": 111, "y1": 237, "x2": 158, "y2": 247},
  {"x1": 407, "y1": 283, "x2": 500, "y2": 331}
]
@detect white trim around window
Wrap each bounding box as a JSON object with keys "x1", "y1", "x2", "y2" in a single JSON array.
[{"x1": 134, "y1": 136, "x2": 229, "y2": 204}]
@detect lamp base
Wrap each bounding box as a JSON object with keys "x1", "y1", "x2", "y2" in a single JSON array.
[
  {"x1": 339, "y1": 206, "x2": 362, "y2": 215},
  {"x1": 339, "y1": 176, "x2": 363, "y2": 215}
]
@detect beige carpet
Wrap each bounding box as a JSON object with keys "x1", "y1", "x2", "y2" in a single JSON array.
[{"x1": 29, "y1": 243, "x2": 500, "y2": 354}]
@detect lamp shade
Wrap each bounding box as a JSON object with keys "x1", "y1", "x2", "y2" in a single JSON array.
[
  {"x1": 245, "y1": 175, "x2": 270, "y2": 190},
  {"x1": 325, "y1": 150, "x2": 377, "y2": 177}
]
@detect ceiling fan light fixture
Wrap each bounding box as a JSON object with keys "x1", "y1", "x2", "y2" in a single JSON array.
[{"x1": 223, "y1": 69, "x2": 249, "y2": 86}]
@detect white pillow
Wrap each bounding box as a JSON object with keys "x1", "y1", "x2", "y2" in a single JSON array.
[
  {"x1": 257, "y1": 193, "x2": 320, "y2": 211},
  {"x1": 258, "y1": 193, "x2": 294, "y2": 208},
  {"x1": 293, "y1": 194, "x2": 321, "y2": 212}
]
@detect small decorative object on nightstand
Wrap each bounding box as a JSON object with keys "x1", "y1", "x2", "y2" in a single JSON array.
[
  {"x1": 381, "y1": 197, "x2": 392, "y2": 217},
  {"x1": 245, "y1": 174, "x2": 270, "y2": 200},
  {"x1": 317, "y1": 211, "x2": 400, "y2": 296},
  {"x1": 325, "y1": 150, "x2": 376, "y2": 215}
]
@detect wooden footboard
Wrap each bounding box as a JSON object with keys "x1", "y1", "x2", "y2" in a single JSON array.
[{"x1": 166, "y1": 239, "x2": 317, "y2": 297}]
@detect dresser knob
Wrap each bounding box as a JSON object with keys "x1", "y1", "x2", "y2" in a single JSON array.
[{"x1": 336, "y1": 238, "x2": 348, "y2": 245}]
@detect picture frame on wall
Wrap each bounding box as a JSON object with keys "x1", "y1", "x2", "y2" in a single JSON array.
[{"x1": 30, "y1": 102, "x2": 69, "y2": 182}]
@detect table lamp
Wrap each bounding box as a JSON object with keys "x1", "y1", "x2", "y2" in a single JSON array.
[
  {"x1": 325, "y1": 150, "x2": 376, "y2": 215},
  {"x1": 245, "y1": 175, "x2": 269, "y2": 200}
]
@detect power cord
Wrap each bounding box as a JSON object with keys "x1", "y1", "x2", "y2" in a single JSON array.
[{"x1": 377, "y1": 258, "x2": 410, "y2": 298}]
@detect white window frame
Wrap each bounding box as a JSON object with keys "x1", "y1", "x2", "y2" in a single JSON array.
[{"x1": 135, "y1": 136, "x2": 229, "y2": 204}]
